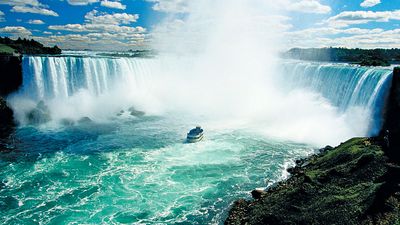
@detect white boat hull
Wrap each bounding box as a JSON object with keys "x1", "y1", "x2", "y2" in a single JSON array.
[{"x1": 187, "y1": 134, "x2": 204, "y2": 143}]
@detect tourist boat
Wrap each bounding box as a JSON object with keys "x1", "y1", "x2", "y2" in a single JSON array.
[{"x1": 187, "y1": 126, "x2": 204, "y2": 143}]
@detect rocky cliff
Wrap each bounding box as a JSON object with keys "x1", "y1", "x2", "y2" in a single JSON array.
[
  {"x1": 0, "y1": 55, "x2": 22, "y2": 96},
  {"x1": 381, "y1": 67, "x2": 400, "y2": 163},
  {"x1": 0, "y1": 55, "x2": 21, "y2": 141},
  {"x1": 225, "y1": 138, "x2": 400, "y2": 225},
  {"x1": 0, "y1": 96, "x2": 15, "y2": 140}
]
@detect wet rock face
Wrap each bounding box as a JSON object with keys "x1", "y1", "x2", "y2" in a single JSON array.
[
  {"x1": 225, "y1": 199, "x2": 249, "y2": 225},
  {"x1": 251, "y1": 189, "x2": 266, "y2": 200},
  {"x1": 26, "y1": 101, "x2": 51, "y2": 125},
  {"x1": 0, "y1": 97, "x2": 15, "y2": 138},
  {"x1": 381, "y1": 67, "x2": 400, "y2": 163},
  {"x1": 128, "y1": 107, "x2": 145, "y2": 117},
  {"x1": 77, "y1": 117, "x2": 93, "y2": 124},
  {"x1": 0, "y1": 56, "x2": 22, "y2": 96}
]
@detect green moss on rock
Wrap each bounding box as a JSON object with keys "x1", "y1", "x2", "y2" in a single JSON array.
[{"x1": 225, "y1": 138, "x2": 400, "y2": 225}]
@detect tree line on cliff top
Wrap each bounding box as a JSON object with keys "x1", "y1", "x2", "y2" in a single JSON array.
[
  {"x1": 0, "y1": 36, "x2": 61, "y2": 55},
  {"x1": 283, "y1": 47, "x2": 400, "y2": 66}
]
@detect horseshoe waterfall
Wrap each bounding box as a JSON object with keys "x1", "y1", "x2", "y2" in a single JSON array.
[{"x1": 0, "y1": 54, "x2": 394, "y2": 224}]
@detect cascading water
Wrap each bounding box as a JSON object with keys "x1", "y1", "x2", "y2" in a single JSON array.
[
  {"x1": 20, "y1": 56, "x2": 154, "y2": 101},
  {"x1": 281, "y1": 61, "x2": 393, "y2": 136},
  {"x1": 8, "y1": 56, "x2": 394, "y2": 145},
  {"x1": 9, "y1": 55, "x2": 158, "y2": 123},
  {"x1": 2, "y1": 55, "x2": 394, "y2": 224},
  {"x1": 1, "y1": 0, "x2": 396, "y2": 223}
]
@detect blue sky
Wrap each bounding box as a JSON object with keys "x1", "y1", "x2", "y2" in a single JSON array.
[{"x1": 0, "y1": 0, "x2": 400, "y2": 50}]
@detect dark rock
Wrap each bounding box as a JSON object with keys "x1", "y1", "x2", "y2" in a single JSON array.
[
  {"x1": 303, "y1": 174, "x2": 313, "y2": 183},
  {"x1": 381, "y1": 67, "x2": 400, "y2": 163},
  {"x1": 128, "y1": 107, "x2": 145, "y2": 117},
  {"x1": 117, "y1": 110, "x2": 124, "y2": 116},
  {"x1": 0, "y1": 97, "x2": 14, "y2": 125},
  {"x1": 287, "y1": 166, "x2": 304, "y2": 175},
  {"x1": 251, "y1": 189, "x2": 266, "y2": 199},
  {"x1": 60, "y1": 118, "x2": 75, "y2": 126},
  {"x1": 225, "y1": 138, "x2": 399, "y2": 225},
  {"x1": 78, "y1": 117, "x2": 92, "y2": 124},
  {"x1": 356, "y1": 153, "x2": 375, "y2": 167},
  {"x1": 0, "y1": 56, "x2": 22, "y2": 96},
  {"x1": 0, "y1": 97, "x2": 15, "y2": 138},
  {"x1": 224, "y1": 199, "x2": 249, "y2": 225},
  {"x1": 26, "y1": 101, "x2": 51, "y2": 125},
  {"x1": 295, "y1": 159, "x2": 303, "y2": 165},
  {"x1": 320, "y1": 145, "x2": 333, "y2": 153}
]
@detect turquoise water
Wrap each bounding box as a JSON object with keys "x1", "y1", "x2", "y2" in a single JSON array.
[
  {"x1": 0, "y1": 116, "x2": 313, "y2": 224},
  {"x1": 3, "y1": 56, "x2": 393, "y2": 224}
]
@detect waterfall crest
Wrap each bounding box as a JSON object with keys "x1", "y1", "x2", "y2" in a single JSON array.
[
  {"x1": 281, "y1": 61, "x2": 393, "y2": 136},
  {"x1": 20, "y1": 56, "x2": 154, "y2": 100},
  {"x1": 8, "y1": 56, "x2": 394, "y2": 145}
]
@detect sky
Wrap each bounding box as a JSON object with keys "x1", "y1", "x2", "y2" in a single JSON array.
[{"x1": 0, "y1": 0, "x2": 399, "y2": 50}]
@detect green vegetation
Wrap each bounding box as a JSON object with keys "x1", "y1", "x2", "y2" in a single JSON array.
[
  {"x1": 0, "y1": 44, "x2": 17, "y2": 55},
  {"x1": 0, "y1": 36, "x2": 61, "y2": 55},
  {"x1": 226, "y1": 138, "x2": 400, "y2": 225},
  {"x1": 283, "y1": 47, "x2": 399, "y2": 66}
]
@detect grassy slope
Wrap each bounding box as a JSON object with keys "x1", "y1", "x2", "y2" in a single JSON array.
[
  {"x1": 0, "y1": 44, "x2": 16, "y2": 55},
  {"x1": 225, "y1": 138, "x2": 400, "y2": 225}
]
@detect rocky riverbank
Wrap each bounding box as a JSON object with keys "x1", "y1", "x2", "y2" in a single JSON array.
[{"x1": 225, "y1": 137, "x2": 400, "y2": 225}]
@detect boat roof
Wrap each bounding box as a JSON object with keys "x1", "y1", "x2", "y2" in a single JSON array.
[{"x1": 189, "y1": 127, "x2": 203, "y2": 134}]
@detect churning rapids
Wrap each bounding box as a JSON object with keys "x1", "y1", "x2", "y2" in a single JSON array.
[{"x1": 0, "y1": 54, "x2": 393, "y2": 224}]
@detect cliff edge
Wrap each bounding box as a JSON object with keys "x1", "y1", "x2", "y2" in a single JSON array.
[{"x1": 225, "y1": 138, "x2": 400, "y2": 225}]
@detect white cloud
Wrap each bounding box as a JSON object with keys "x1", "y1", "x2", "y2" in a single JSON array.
[
  {"x1": 0, "y1": 0, "x2": 41, "y2": 6},
  {"x1": 11, "y1": 5, "x2": 58, "y2": 16},
  {"x1": 288, "y1": 0, "x2": 331, "y2": 14},
  {"x1": 146, "y1": 0, "x2": 330, "y2": 14},
  {"x1": 146, "y1": 0, "x2": 189, "y2": 13},
  {"x1": 28, "y1": 19, "x2": 44, "y2": 24},
  {"x1": 0, "y1": 0, "x2": 59, "y2": 16},
  {"x1": 360, "y1": 0, "x2": 381, "y2": 8},
  {"x1": 0, "y1": 26, "x2": 32, "y2": 36},
  {"x1": 43, "y1": 31, "x2": 52, "y2": 34},
  {"x1": 100, "y1": 0, "x2": 126, "y2": 10},
  {"x1": 326, "y1": 10, "x2": 400, "y2": 27},
  {"x1": 66, "y1": 0, "x2": 99, "y2": 5},
  {"x1": 45, "y1": 9, "x2": 147, "y2": 50},
  {"x1": 49, "y1": 10, "x2": 144, "y2": 35},
  {"x1": 284, "y1": 25, "x2": 400, "y2": 49},
  {"x1": 289, "y1": 27, "x2": 384, "y2": 38},
  {"x1": 85, "y1": 10, "x2": 138, "y2": 25},
  {"x1": 321, "y1": 29, "x2": 400, "y2": 48},
  {"x1": 33, "y1": 32, "x2": 148, "y2": 50},
  {"x1": 49, "y1": 23, "x2": 145, "y2": 34}
]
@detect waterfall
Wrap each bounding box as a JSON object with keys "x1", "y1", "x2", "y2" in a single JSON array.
[
  {"x1": 19, "y1": 56, "x2": 155, "y2": 101},
  {"x1": 8, "y1": 55, "x2": 157, "y2": 123},
  {"x1": 281, "y1": 61, "x2": 393, "y2": 136},
  {"x1": 9, "y1": 55, "x2": 394, "y2": 144}
]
